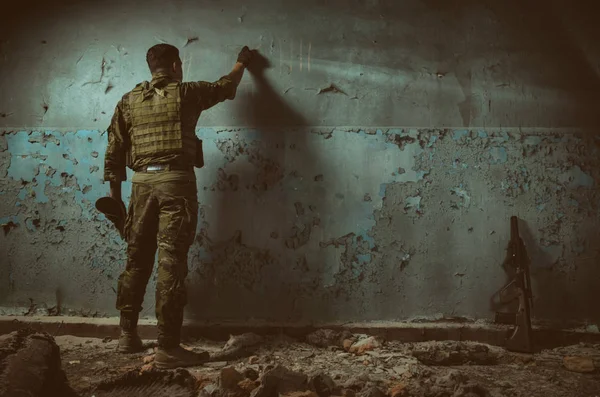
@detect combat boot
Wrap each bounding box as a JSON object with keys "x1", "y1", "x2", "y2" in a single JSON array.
[
  {"x1": 117, "y1": 312, "x2": 144, "y2": 353},
  {"x1": 154, "y1": 345, "x2": 210, "y2": 369}
]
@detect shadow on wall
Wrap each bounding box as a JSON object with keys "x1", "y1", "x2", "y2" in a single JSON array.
[
  {"x1": 519, "y1": 219, "x2": 600, "y2": 327},
  {"x1": 375, "y1": 0, "x2": 600, "y2": 128},
  {"x1": 2, "y1": 0, "x2": 600, "y2": 129},
  {"x1": 485, "y1": 0, "x2": 600, "y2": 129},
  {"x1": 187, "y1": 51, "x2": 331, "y2": 323}
]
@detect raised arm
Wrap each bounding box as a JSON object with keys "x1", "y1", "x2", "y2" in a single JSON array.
[
  {"x1": 183, "y1": 46, "x2": 254, "y2": 111},
  {"x1": 227, "y1": 46, "x2": 253, "y2": 86}
]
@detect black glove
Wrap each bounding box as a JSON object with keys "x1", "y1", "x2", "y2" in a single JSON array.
[{"x1": 237, "y1": 46, "x2": 253, "y2": 67}]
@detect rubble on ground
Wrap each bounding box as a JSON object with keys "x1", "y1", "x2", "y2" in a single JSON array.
[
  {"x1": 409, "y1": 341, "x2": 500, "y2": 365},
  {"x1": 349, "y1": 336, "x2": 383, "y2": 355},
  {"x1": 219, "y1": 366, "x2": 244, "y2": 389},
  {"x1": 308, "y1": 372, "x2": 338, "y2": 397},
  {"x1": 224, "y1": 333, "x2": 264, "y2": 350},
  {"x1": 306, "y1": 329, "x2": 353, "y2": 348},
  {"x1": 252, "y1": 364, "x2": 310, "y2": 397},
  {"x1": 0, "y1": 328, "x2": 77, "y2": 397},
  {"x1": 562, "y1": 356, "x2": 595, "y2": 373},
  {"x1": 209, "y1": 333, "x2": 265, "y2": 362},
  {"x1": 92, "y1": 367, "x2": 197, "y2": 397},
  {"x1": 3, "y1": 329, "x2": 596, "y2": 397}
]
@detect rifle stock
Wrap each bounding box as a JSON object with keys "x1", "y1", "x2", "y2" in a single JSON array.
[{"x1": 494, "y1": 216, "x2": 534, "y2": 353}]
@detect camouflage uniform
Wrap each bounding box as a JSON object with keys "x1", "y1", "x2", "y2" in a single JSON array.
[{"x1": 104, "y1": 72, "x2": 237, "y2": 347}]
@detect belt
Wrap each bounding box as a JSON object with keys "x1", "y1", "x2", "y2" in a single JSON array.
[{"x1": 136, "y1": 164, "x2": 193, "y2": 172}]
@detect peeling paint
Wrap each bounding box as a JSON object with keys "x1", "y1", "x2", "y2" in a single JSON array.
[
  {"x1": 452, "y1": 130, "x2": 469, "y2": 140},
  {"x1": 450, "y1": 186, "x2": 471, "y2": 208},
  {"x1": 195, "y1": 230, "x2": 275, "y2": 291},
  {"x1": 404, "y1": 195, "x2": 422, "y2": 212},
  {"x1": 559, "y1": 166, "x2": 594, "y2": 188},
  {"x1": 1, "y1": 215, "x2": 19, "y2": 235},
  {"x1": 489, "y1": 146, "x2": 507, "y2": 164},
  {"x1": 1, "y1": 127, "x2": 599, "y2": 325}
]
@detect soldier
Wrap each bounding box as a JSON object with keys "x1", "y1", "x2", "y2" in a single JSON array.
[{"x1": 103, "y1": 43, "x2": 254, "y2": 368}]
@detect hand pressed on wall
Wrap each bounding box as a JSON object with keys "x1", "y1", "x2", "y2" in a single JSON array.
[{"x1": 237, "y1": 46, "x2": 255, "y2": 67}]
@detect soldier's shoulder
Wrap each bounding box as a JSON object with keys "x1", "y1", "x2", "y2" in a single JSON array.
[
  {"x1": 120, "y1": 82, "x2": 148, "y2": 100},
  {"x1": 132, "y1": 81, "x2": 150, "y2": 91},
  {"x1": 180, "y1": 81, "x2": 212, "y2": 98}
]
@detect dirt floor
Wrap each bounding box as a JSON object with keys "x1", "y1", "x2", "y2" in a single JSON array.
[{"x1": 53, "y1": 330, "x2": 600, "y2": 397}]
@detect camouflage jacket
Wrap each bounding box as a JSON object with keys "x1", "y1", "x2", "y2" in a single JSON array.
[{"x1": 103, "y1": 72, "x2": 236, "y2": 182}]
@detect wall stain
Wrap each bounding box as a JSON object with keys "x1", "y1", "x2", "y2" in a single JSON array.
[
  {"x1": 215, "y1": 136, "x2": 284, "y2": 191},
  {"x1": 285, "y1": 202, "x2": 320, "y2": 250},
  {"x1": 195, "y1": 229, "x2": 275, "y2": 290},
  {"x1": 1, "y1": 128, "x2": 599, "y2": 324}
]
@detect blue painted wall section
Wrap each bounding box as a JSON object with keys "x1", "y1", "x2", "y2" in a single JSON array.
[
  {"x1": 0, "y1": 127, "x2": 599, "y2": 326},
  {"x1": 1, "y1": 0, "x2": 600, "y2": 328}
]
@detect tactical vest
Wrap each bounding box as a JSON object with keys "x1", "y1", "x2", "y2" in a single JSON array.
[{"x1": 128, "y1": 81, "x2": 198, "y2": 167}]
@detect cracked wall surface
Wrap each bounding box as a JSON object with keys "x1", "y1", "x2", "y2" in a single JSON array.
[
  {"x1": 2, "y1": 0, "x2": 600, "y2": 129},
  {"x1": 1, "y1": 128, "x2": 598, "y2": 326},
  {"x1": 0, "y1": 0, "x2": 599, "y2": 325}
]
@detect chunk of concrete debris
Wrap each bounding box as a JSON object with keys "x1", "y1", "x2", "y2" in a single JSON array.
[
  {"x1": 342, "y1": 339, "x2": 353, "y2": 351},
  {"x1": 249, "y1": 355, "x2": 260, "y2": 364},
  {"x1": 203, "y1": 383, "x2": 220, "y2": 396},
  {"x1": 212, "y1": 336, "x2": 261, "y2": 362},
  {"x1": 207, "y1": 361, "x2": 229, "y2": 369},
  {"x1": 392, "y1": 366, "x2": 409, "y2": 376},
  {"x1": 349, "y1": 336, "x2": 383, "y2": 355},
  {"x1": 308, "y1": 372, "x2": 338, "y2": 397},
  {"x1": 358, "y1": 386, "x2": 386, "y2": 397},
  {"x1": 194, "y1": 372, "x2": 219, "y2": 389},
  {"x1": 0, "y1": 329, "x2": 74, "y2": 397},
  {"x1": 434, "y1": 370, "x2": 468, "y2": 389},
  {"x1": 283, "y1": 392, "x2": 319, "y2": 397},
  {"x1": 251, "y1": 365, "x2": 309, "y2": 397},
  {"x1": 220, "y1": 367, "x2": 245, "y2": 390},
  {"x1": 411, "y1": 341, "x2": 497, "y2": 365},
  {"x1": 403, "y1": 368, "x2": 484, "y2": 396},
  {"x1": 212, "y1": 347, "x2": 254, "y2": 362},
  {"x1": 143, "y1": 354, "x2": 155, "y2": 364},
  {"x1": 298, "y1": 350, "x2": 315, "y2": 359},
  {"x1": 452, "y1": 382, "x2": 488, "y2": 397},
  {"x1": 224, "y1": 333, "x2": 264, "y2": 350},
  {"x1": 342, "y1": 389, "x2": 356, "y2": 397},
  {"x1": 243, "y1": 367, "x2": 259, "y2": 381},
  {"x1": 387, "y1": 383, "x2": 408, "y2": 397},
  {"x1": 239, "y1": 378, "x2": 260, "y2": 393},
  {"x1": 563, "y1": 356, "x2": 595, "y2": 373},
  {"x1": 140, "y1": 362, "x2": 155, "y2": 373},
  {"x1": 343, "y1": 373, "x2": 370, "y2": 390},
  {"x1": 198, "y1": 388, "x2": 212, "y2": 397},
  {"x1": 306, "y1": 329, "x2": 353, "y2": 348},
  {"x1": 93, "y1": 367, "x2": 197, "y2": 396}
]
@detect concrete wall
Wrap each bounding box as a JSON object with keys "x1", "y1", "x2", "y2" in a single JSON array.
[{"x1": 1, "y1": 0, "x2": 599, "y2": 326}]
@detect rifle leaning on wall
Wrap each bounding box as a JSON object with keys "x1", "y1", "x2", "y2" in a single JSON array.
[{"x1": 493, "y1": 216, "x2": 534, "y2": 353}]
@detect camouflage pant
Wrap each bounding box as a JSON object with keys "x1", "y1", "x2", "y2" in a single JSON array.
[{"x1": 116, "y1": 177, "x2": 198, "y2": 348}]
